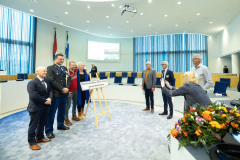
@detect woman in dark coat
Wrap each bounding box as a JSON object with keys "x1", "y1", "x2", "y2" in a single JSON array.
[
  {"x1": 161, "y1": 72, "x2": 212, "y2": 111},
  {"x1": 77, "y1": 62, "x2": 90, "y2": 119}
]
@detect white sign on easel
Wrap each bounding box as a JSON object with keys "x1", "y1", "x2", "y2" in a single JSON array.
[{"x1": 80, "y1": 79, "x2": 109, "y2": 91}]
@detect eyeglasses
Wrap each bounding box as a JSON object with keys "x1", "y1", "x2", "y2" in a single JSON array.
[
  {"x1": 192, "y1": 58, "x2": 199, "y2": 60},
  {"x1": 161, "y1": 64, "x2": 166, "y2": 65}
]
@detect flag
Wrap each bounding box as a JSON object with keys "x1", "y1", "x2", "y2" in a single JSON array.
[
  {"x1": 53, "y1": 30, "x2": 57, "y2": 60},
  {"x1": 65, "y1": 32, "x2": 69, "y2": 59}
]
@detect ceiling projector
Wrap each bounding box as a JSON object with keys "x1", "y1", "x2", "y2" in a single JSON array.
[{"x1": 121, "y1": 4, "x2": 137, "y2": 17}]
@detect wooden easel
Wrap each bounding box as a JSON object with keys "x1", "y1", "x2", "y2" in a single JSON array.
[{"x1": 84, "y1": 74, "x2": 112, "y2": 128}]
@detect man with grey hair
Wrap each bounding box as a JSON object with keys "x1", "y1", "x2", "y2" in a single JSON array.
[
  {"x1": 142, "y1": 61, "x2": 156, "y2": 114},
  {"x1": 191, "y1": 54, "x2": 213, "y2": 92},
  {"x1": 159, "y1": 61, "x2": 175, "y2": 119},
  {"x1": 27, "y1": 66, "x2": 53, "y2": 150}
]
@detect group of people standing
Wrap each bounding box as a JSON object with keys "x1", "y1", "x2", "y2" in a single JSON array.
[
  {"x1": 27, "y1": 54, "x2": 97, "y2": 150},
  {"x1": 142, "y1": 54, "x2": 213, "y2": 119},
  {"x1": 26, "y1": 53, "x2": 212, "y2": 150}
]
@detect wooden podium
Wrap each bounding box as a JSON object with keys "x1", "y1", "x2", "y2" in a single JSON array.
[{"x1": 84, "y1": 74, "x2": 112, "y2": 128}]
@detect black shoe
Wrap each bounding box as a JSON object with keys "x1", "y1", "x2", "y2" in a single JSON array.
[
  {"x1": 57, "y1": 126, "x2": 70, "y2": 130},
  {"x1": 159, "y1": 112, "x2": 168, "y2": 115},
  {"x1": 47, "y1": 133, "x2": 55, "y2": 139},
  {"x1": 167, "y1": 115, "x2": 173, "y2": 119}
]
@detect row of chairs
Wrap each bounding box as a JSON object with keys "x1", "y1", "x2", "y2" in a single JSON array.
[{"x1": 99, "y1": 72, "x2": 139, "y2": 79}]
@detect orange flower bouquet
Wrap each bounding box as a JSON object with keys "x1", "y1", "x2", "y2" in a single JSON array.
[{"x1": 167, "y1": 102, "x2": 240, "y2": 153}]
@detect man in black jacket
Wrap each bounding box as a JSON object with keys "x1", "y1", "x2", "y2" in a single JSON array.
[
  {"x1": 90, "y1": 63, "x2": 97, "y2": 77},
  {"x1": 45, "y1": 54, "x2": 71, "y2": 139},
  {"x1": 27, "y1": 66, "x2": 53, "y2": 150}
]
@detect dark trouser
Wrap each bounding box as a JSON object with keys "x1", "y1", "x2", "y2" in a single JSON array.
[
  {"x1": 65, "y1": 90, "x2": 77, "y2": 118},
  {"x1": 144, "y1": 84, "x2": 154, "y2": 109},
  {"x1": 28, "y1": 108, "x2": 49, "y2": 146},
  {"x1": 45, "y1": 96, "x2": 68, "y2": 135},
  {"x1": 162, "y1": 91, "x2": 173, "y2": 115},
  {"x1": 91, "y1": 72, "x2": 97, "y2": 77},
  {"x1": 77, "y1": 91, "x2": 86, "y2": 111}
]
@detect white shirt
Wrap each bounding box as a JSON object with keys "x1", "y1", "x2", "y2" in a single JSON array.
[
  {"x1": 191, "y1": 64, "x2": 213, "y2": 91},
  {"x1": 37, "y1": 76, "x2": 47, "y2": 89},
  {"x1": 162, "y1": 68, "x2": 168, "y2": 80}
]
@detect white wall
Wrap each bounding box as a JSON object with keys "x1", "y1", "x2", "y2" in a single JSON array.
[
  {"x1": 217, "y1": 14, "x2": 240, "y2": 57},
  {"x1": 207, "y1": 36, "x2": 219, "y2": 73},
  {"x1": 35, "y1": 18, "x2": 133, "y2": 72}
]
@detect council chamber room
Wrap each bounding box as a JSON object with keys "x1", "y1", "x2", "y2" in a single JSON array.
[{"x1": 0, "y1": 0, "x2": 240, "y2": 160}]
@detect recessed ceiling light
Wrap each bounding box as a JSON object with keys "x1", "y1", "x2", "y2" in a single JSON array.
[
  {"x1": 148, "y1": 0, "x2": 152, "y2": 3},
  {"x1": 30, "y1": 9, "x2": 34, "y2": 12},
  {"x1": 155, "y1": 32, "x2": 157, "y2": 34},
  {"x1": 111, "y1": 4, "x2": 115, "y2": 7},
  {"x1": 175, "y1": 24, "x2": 178, "y2": 26},
  {"x1": 126, "y1": 21, "x2": 129, "y2": 23},
  {"x1": 131, "y1": 30, "x2": 133, "y2": 32},
  {"x1": 67, "y1": 1, "x2": 71, "y2": 5},
  {"x1": 87, "y1": 21, "x2": 90, "y2": 22},
  {"x1": 177, "y1": 2, "x2": 181, "y2": 4},
  {"x1": 88, "y1": 6, "x2": 90, "y2": 9},
  {"x1": 197, "y1": 13, "x2": 200, "y2": 15},
  {"x1": 65, "y1": 12, "x2": 68, "y2": 14},
  {"x1": 140, "y1": 13, "x2": 143, "y2": 15},
  {"x1": 110, "y1": 34, "x2": 112, "y2": 35},
  {"x1": 106, "y1": 16, "x2": 109, "y2": 18},
  {"x1": 210, "y1": 22, "x2": 213, "y2": 23},
  {"x1": 149, "y1": 24, "x2": 151, "y2": 26},
  {"x1": 164, "y1": 15, "x2": 167, "y2": 17},
  {"x1": 108, "y1": 27, "x2": 111, "y2": 28},
  {"x1": 119, "y1": 6, "x2": 122, "y2": 9},
  {"x1": 59, "y1": 22, "x2": 63, "y2": 25},
  {"x1": 86, "y1": 30, "x2": 88, "y2": 31}
]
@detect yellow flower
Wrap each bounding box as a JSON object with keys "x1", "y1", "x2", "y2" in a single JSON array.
[
  {"x1": 236, "y1": 113, "x2": 240, "y2": 117},
  {"x1": 202, "y1": 111, "x2": 211, "y2": 115},
  {"x1": 209, "y1": 121, "x2": 221, "y2": 129},
  {"x1": 221, "y1": 114, "x2": 227, "y2": 118},
  {"x1": 221, "y1": 107, "x2": 228, "y2": 113}
]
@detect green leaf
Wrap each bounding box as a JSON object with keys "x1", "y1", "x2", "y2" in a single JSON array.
[
  {"x1": 226, "y1": 117, "x2": 230, "y2": 121},
  {"x1": 229, "y1": 127, "x2": 233, "y2": 134},
  {"x1": 178, "y1": 143, "x2": 182, "y2": 151},
  {"x1": 168, "y1": 144, "x2": 171, "y2": 154},
  {"x1": 196, "y1": 121, "x2": 204, "y2": 127}
]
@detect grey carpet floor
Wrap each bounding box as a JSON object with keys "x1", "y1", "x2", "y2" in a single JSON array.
[{"x1": 0, "y1": 101, "x2": 180, "y2": 160}]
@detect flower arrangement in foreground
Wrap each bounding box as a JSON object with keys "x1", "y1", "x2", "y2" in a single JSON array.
[{"x1": 168, "y1": 102, "x2": 240, "y2": 153}]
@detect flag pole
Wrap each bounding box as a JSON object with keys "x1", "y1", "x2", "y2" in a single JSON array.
[
  {"x1": 66, "y1": 31, "x2": 68, "y2": 67},
  {"x1": 53, "y1": 27, "x2": 56, "y2": 64}
]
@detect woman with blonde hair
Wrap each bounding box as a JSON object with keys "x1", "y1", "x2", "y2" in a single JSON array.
[{"x1": 161, "y1": 72, "x2": 211, "y2": 111}]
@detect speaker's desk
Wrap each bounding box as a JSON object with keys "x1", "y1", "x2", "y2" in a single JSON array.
[{"x1": 0, "y1": 80, "x2": 30, "y2": 115}]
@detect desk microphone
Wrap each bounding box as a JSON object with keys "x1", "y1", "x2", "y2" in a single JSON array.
[
  {"x1": 0, "y1": 76, "x2": 8, "y2": 83},
  {"x1": 16, "y1": 74, "x2": 24, "y2": 81}
]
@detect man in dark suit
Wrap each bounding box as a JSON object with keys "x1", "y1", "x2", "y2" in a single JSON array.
[
  {"x1": 90, "y1": 63, "x2": 97, "y2": 77},
  {"x1": 27, "y1": 66, "x2": 53, "y2": 150},
  {"x1": 159, "y1": 61, "x2": 175, "y2": 119},
  {"x1": 45, "y1": 54, "x2": 71, "y2": 139}
]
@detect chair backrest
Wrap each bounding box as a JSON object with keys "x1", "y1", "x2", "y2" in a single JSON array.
[
  {"x1": 114, "y1": 77, "x2": 122, "y2": 83},
  {"x1": 110, "y1": 72, "x2": 116, "y2": 78},
  {"x1": 127, "y1": 77, "x2": 135, "y2": 84},
  {"x1": 100, "y1": 72, "x2": 105, "y2": 77},
  {"x1": 156, "y1": 78, "x2": 161, "y2": 86},
  {"x1": 214, "y1": 81, "x2": 227, "y2": 95},
  {"x1": 122, "y1": 72, "x2": 128, "y2": 78},
  {"x1": 100, "y1": 76, "x2": 107, "y2": 80},
  {"x1": 131, "y1": 72, "x2": 137, "y2": 78},
  {"x1": 220, "y1": 78, "x2": 231, "y2": 87},
  {"x1": 17, "y1": 73, "x2": 28, "y2": 79}
]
